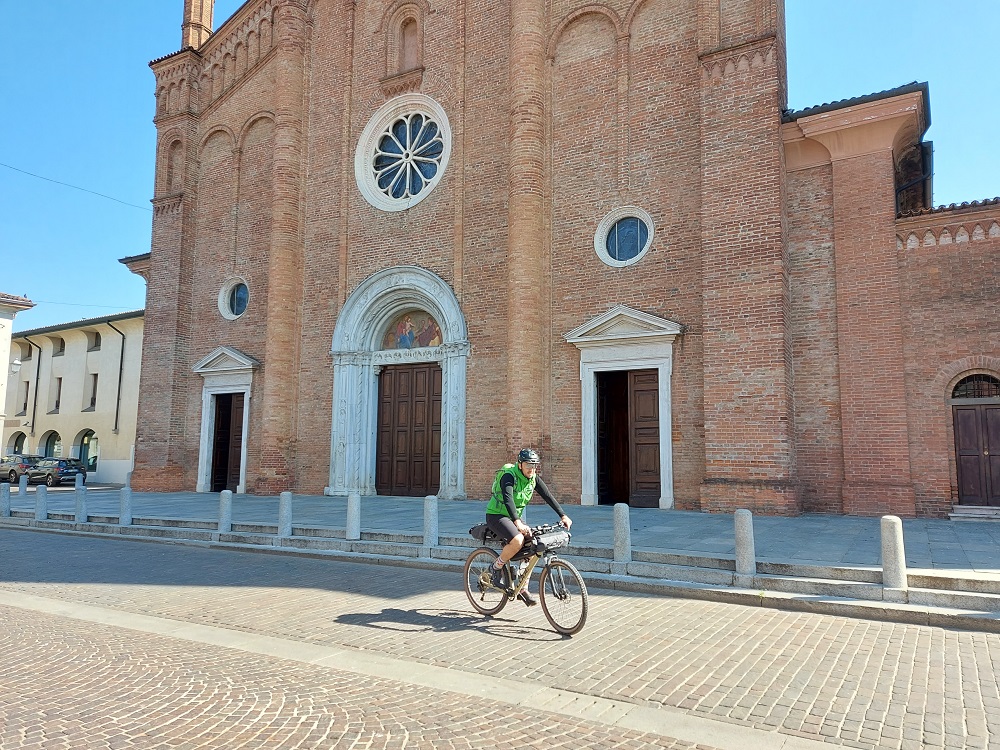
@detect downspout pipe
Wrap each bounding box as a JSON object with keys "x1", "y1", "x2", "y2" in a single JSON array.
[
  {"x1": 22, "y1": 336, "x2": 41, "y2": 438},
  {"x1": 106, "y1": 322, "x2": 126, "y2": 434}
]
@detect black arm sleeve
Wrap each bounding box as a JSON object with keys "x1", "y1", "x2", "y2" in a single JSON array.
[
  {"x1": 498, "y1": 472, "x2": 520, "y2": 518},
  {"x1": 533, "y1": 476, "x2": 565, "y2": 518}
]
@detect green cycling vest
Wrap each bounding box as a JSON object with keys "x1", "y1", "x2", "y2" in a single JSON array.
[{"x1": 486, "y1": 463, "x2": 535, "y2": 519}]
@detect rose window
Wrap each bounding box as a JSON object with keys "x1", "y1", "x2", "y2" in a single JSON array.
[
  {"x1": 355, "y1": 94, "x2": 452, "y2": 212},
  {"x1": 374, "y1": 114, "x2": 444, "y2": 200}
]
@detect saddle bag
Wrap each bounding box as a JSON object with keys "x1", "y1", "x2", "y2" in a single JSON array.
[{"x1": 469, "y1": 523, "x2": 497, "y2": 543}]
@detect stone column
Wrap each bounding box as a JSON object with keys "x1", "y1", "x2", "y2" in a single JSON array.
[
  {"x1": 506, "y1": 0, "x2": 547, "y2": 449},
  {"x1": 880, "y1": 515, "x2": 908, "y2": 602},
  {"x1": 438, "y1": 343, "x2": 469, "y2": 500},
  {"x1": 256, "y1": 0, "x2": 308, "y2": 494},
  {"x1": 278, "y1": 491, "x2": 293, "y2": 538}
]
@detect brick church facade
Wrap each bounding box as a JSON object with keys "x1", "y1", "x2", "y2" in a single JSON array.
[{"x1": 125, "y1": 0, "x2": 1000, "y2": 516}]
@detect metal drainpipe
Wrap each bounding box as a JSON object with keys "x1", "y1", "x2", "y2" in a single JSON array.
[
  {"x1": 106, "y1": 322, "x2": 126, "y2": 434},
  {"x1": 22, "y1": 336, "x2": 41, "y2": 438}
]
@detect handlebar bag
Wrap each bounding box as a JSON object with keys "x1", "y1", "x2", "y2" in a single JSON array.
[{"x1": 532, "y1": 529, "x2": 570, "y2": 553}]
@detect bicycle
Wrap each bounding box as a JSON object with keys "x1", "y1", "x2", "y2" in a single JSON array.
[{"x1": 463, "y1": 522, "x2": 589, "y2": 635}]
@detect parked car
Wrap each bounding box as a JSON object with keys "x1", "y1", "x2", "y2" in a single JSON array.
[
  {"x1": 1, "y1": 454, "x2": 43, "y2": 484},
  {"x1": 26, "y1": 458, "x2": 87, "y2": 487}
]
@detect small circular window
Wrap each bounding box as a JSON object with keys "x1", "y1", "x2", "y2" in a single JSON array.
[
  {"x1": 355, "y1": 94, "x2": 452, "y2": 212},
  {"x1": 219, "y1": 279, "x2": 249, "y2": 320},
  {"x1": 594, "y1": 206, "x2": 655, "y2": 268}
]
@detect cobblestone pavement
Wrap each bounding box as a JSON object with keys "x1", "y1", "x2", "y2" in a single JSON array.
[
  {"x1": 2, "y1": 529, "x2": 1000, "y2": 749},
  {"x1": 0, "y1": 606, "x2": 711, "y2": 750}
]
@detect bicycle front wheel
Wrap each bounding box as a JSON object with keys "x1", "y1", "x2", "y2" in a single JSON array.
[
  {"x1": 538, "y1": 559, "x2": 588, "y2": 635},
  {"x1": 463, "y1": 547, "x2": 509, "y2": 616}
]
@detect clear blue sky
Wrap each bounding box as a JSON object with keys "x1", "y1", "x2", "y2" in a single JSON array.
[{"x1": 2, "y1": 1, "x2": 997, "y2": 332}]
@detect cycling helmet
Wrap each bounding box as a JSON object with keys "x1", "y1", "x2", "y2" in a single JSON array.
[{"x1": 517, "y1": 448, "x2": 541, "y2": 465}]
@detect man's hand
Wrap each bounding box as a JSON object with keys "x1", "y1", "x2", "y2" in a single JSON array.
[
  {"x1": 515, "y1": 518, "x2": 531, "y2": 536},
  {"x1": 560, "y1": 515, "x2": 572, "y2": 530}
]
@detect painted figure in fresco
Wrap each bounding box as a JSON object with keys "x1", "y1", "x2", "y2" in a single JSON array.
[
  {"x1": 417, "y1": 318, "x2": 442, "y2": 347},
  {"x1": 395, "y1": 315, "x2": 415, "y2": 348}
]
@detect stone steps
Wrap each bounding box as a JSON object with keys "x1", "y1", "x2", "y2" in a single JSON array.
[
  {"x1": 6, "y1": 514, "x2": 1000, "y2": 618},
  {"x1": 949, "y1": 505, "x2": 1000, "y2": 521}
]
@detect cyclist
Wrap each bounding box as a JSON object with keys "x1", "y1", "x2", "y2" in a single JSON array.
[{"x1": 485, "y1": 448, "x2": 572, "y2": 606}]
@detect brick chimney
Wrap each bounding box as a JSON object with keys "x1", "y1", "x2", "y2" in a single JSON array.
[{"x1": 181, "y1": 0, "x2": 214, "y2": 49}]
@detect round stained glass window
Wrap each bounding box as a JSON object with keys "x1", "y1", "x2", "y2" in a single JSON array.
[
  {"x1": 607, "y1": 217, "x2": 649, "y2": 262},
  {"x1": 229, "y1": 283, "x2": 249, "y2": 317},
  {"x1": 355, "y1": 94, "x2": 452, "y2": 212},
  {"x1": 594, "y1": 206, "x2": 655, "y2": 268},
  {"x1": 375, "y1": 114, "x2": 444, "y2": 200},
  {"x1": 218, "y1": 278, "x2": 250, "y2": 320}
]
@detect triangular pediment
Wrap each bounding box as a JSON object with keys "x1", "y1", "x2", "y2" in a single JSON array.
[
  {"x1": 192, "y1": 346, "x2": 261, "y2": 374},
  {"x1": 564, "y1": 305, "x2": 683, "y2": 346}
]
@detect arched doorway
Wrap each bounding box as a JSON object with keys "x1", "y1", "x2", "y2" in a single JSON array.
[
  {"x1": 43, "y1": 431, "x2": 62, "y2": 458},
  {"x1": 952, "y1": 374, "x2": 1000, "y2": 506},
  {"x1": 7, "y1": 431, "x2": 27, "y2": 455},
  {"x1": 79, "y1": 430, "x2": 99, "y2": 474},
  {"x1": 329, "y1": 266, "x2": 469, "y2": 499}
]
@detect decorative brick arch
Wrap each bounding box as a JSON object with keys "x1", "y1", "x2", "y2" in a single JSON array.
[{"x1": 328, "y1": 266, "x2": 470, "y2": 499}]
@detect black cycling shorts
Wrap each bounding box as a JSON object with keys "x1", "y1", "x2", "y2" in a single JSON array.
[{"x1": 486, "y1": 513, "x2": 520, "y2": 544}]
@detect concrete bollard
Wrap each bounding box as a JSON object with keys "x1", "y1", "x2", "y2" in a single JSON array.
[
  {"x1": 219, "y1": 490, "x2": 233, "y2": 534},
  {"x1": 75, "y1": 485, "x2": 88, "y2": 524},
  {"x1": 422, "y1": 495, "x2": 439, "y2": 557},
  {"x1": 346, "y1": 491, "x2": 361, "y2": 541},
  {"x1": 19, "y1": 473, "x2": 28, "y2": 496},
  {"x1": 75, "y1": 473, "x2": 84, "y2": 490},
  {"x1": 35, "y1": 485, "x2": 47, "y2": 521},
  {"x1": 1, "y1": 482, "x2": 10, "y2": 517},
  {"x1": 881, "y1": 515, "x2": 908, "y2": 602},
  {"x1": 612, "y1": 503, "x2": 632, "y2": 575},
  {"x1": 734, "y1": 509, "x2": 757, "y2": 587},
  {"x1": 278, "y1": 491, "x2": 293, "y2": 538},
  {"x1": 119, "y1": 486, "x2": 133, "y2": 526}
]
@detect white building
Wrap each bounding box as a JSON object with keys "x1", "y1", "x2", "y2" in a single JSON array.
[
  {"x1": 3, "y1": 311, "x2": 144, "y2": 484},
  {"x1": 0, "y1": 293, "x2": 35, "y2": 428}
]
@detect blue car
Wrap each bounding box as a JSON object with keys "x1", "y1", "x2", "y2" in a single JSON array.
[{"x1": 26, "y1": 458, "x2": 87, "y2": 487}]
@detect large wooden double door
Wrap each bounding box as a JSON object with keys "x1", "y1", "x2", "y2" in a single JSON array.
[
  {"x1": 596, "y1": 369, "x2": 660, "y2": 507},
  {"x1": 954, "y1": 404, "x2": 1000, "y2": 506},
  {"x1": 376, "y1": 363, "x2": 442, "y2": 496}
]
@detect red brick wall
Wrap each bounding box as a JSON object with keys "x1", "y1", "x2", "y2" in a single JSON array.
[
  {"x1": 786, "y1": 164, "x2": 845, "y2": 513},
  {"x1": 697, "y1": 39, "x2": 797, "y2": 515},
  {"x1": 135, "y1": 0, "x2": 998, "y2": 517},
  {"x1": 898, "y1": 214, "x2": 1000, "y2": 516}
]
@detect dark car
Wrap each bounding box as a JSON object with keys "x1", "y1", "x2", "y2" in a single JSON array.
[
  {"x1": 26, "y1": 458, "x2": 87, "y2": 487},
  {"x1": 1, "y1": 454, "x2": 43, "y2": 484}
]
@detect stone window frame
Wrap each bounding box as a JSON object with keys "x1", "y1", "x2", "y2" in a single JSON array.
[
  {"x1": 594, "y1": 206, "x2": 655, "y2": 268},
  {"x1": 354, "y1": 94, "x2": 452, "y2": 213}
]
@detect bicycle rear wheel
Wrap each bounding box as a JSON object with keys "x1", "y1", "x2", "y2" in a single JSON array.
[
  {"x1": 464, "y1": 547, "x2": 509, "y2": 616},
  {"x1": 538, "y1": 559, "x2": 588, "y2": 635}
]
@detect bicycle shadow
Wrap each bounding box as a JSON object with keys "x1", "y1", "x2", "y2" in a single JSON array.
[{"x1": 334, "y1": 606, "x2": 566, "y2": 641}]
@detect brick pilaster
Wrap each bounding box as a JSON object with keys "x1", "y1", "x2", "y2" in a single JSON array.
[
  {"x1": 506, "y1": 0, "x2": 546, "y2": 452},
  {"x1": 254, "y1": 0, "x2": 307, "y2": 494},
  {"x1": 801, "y1": 94, "x2": 927, "y2": 517},
  {"x1": 698, "y1": 20, "x2": 798, "y2": 514}
]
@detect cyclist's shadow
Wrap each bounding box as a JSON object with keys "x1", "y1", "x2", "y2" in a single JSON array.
[{"x1": 334, "y1": 607, "x2": 562, "y2": 640}]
